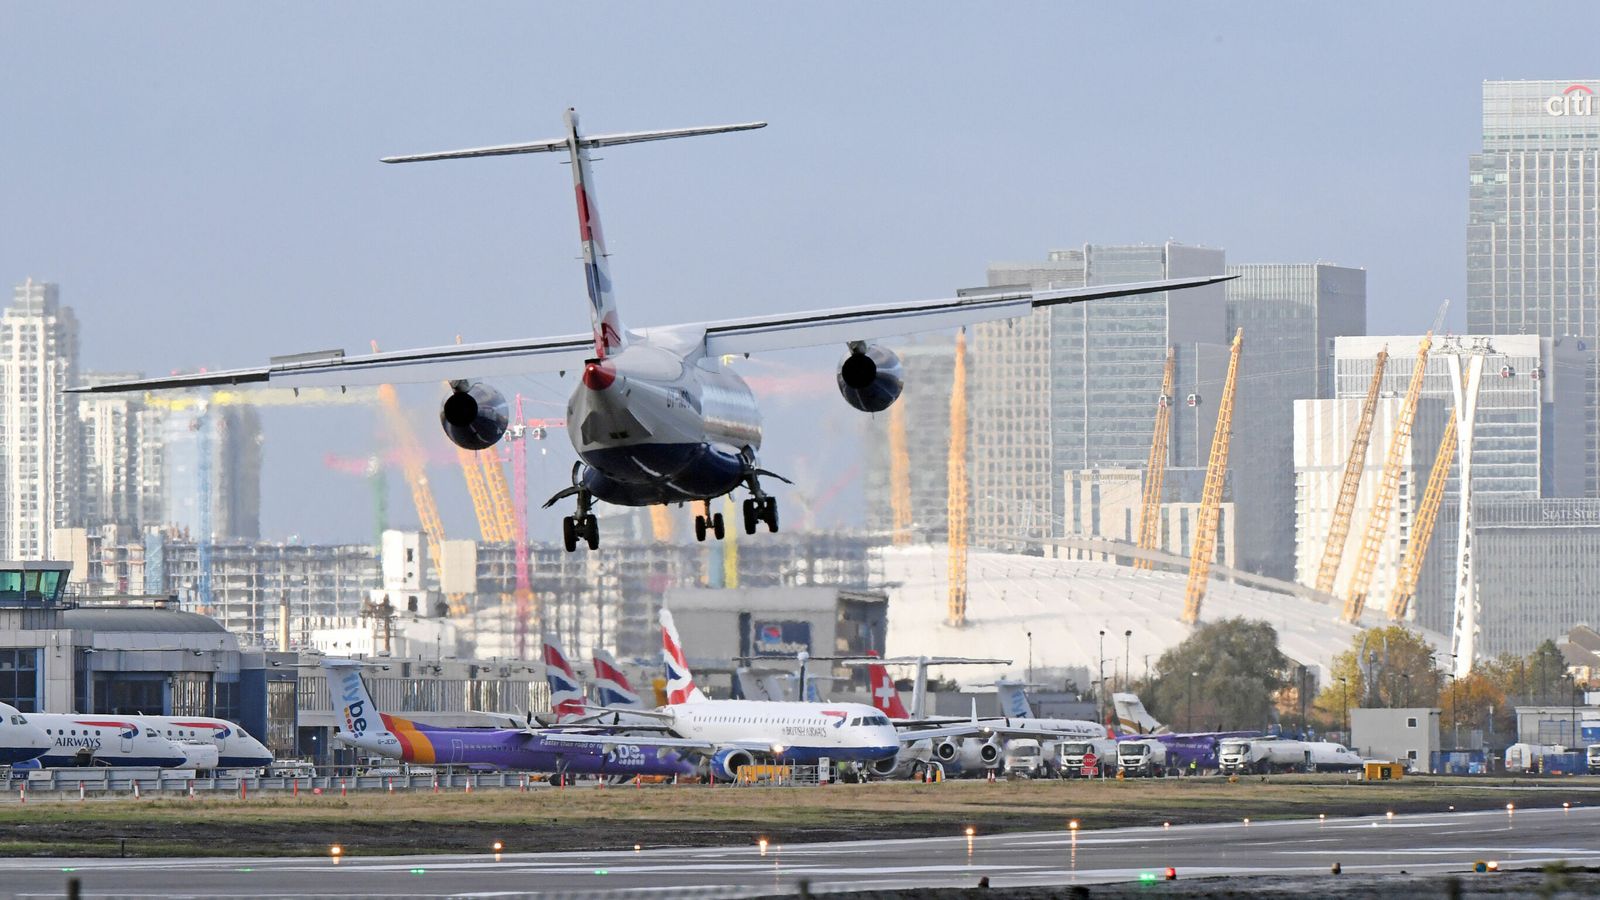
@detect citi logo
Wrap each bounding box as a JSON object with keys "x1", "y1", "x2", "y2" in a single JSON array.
[{"x1": 1546, "y1": 85, "x2": 1593, "y2": 117}]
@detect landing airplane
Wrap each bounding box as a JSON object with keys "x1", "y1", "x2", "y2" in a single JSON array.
[
  {"x1": 323, "y1": 658, "x2": 697, "y2": 780},
  {"x1": 69, "y1": 109, "x2": 1234, "y2": 551}
]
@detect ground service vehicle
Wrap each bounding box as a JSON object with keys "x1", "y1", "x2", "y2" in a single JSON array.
[
  {"x1": 1588, "y1": 744, "x2": 1599, "y2": 775},
  {"x1": 1218, "y1": 738, "x2": 1312, "y2": 774},
  {"x1": 1054, "y1": 738, "x2": 1118, "y2": 777},
  {"x1": 1116, "y1": 739, "x2": 1169, "y2": 777},
  {"x1": 1001, "y1": 739, "x2": 1044, "y2": 778}
]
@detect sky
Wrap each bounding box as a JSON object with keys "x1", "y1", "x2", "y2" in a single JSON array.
[{"x1": 2, "y1": 2, "x2": 1597, "y2": 544}]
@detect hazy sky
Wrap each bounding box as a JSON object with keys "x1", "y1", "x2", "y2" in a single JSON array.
[{"x1": 3, "y1": 3, "x2": 1596, "y2": 543}]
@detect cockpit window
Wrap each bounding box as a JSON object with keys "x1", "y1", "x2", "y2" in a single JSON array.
[
  {"x1": 849, "y1": 717, "x2": 861, "y2": 726},
  {"x1": 9, "y1": 715, "x2": 25, "y2": 725}
]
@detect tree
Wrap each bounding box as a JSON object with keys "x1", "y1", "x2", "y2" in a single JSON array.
[
  {"x1": 1143, "y1": 618, "x2": 1289, "y2": 731},
  {"x1": 1315, "y1": 625, "x2": 1441, "y2": 720},
  {"x1": 1439, "y1": 672, "x2": 1505, "y2": 744}
]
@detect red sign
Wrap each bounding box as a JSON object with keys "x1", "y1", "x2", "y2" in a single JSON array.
[{"x1": 1082, "y1": 752, "x2": 1098, "y2": 771}]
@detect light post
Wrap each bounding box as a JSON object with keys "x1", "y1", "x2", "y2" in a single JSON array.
[
  {"x1": 1098, "y1": 630, "x2": 1106, "y2": 719},
  {"x1": 1338, "y1": 676, "x2": 1349, "y2": 736},
  {"x1": 1026, "y1": 630, "x2": 1033, "y2": 684},
  {"x1": 1123, "y1": 629, "x2": 1133, "y2": 690},
  {"x1": 1187, "y1": 670, "x2": 1197, "y2": 732}
]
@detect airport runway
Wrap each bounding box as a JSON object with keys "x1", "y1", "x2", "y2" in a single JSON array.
[{"x1": 8, "y1": 804, "x2": 1599, "y2": 898}]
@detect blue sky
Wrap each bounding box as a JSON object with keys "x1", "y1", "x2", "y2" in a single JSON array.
[{"x1": 2, "y1": 3, "x2": 1594, "y2": 543}]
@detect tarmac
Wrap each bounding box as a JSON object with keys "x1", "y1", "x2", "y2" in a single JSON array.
[{"x1": 6, "y1": 804, "x2": 1598, "y2": 898}]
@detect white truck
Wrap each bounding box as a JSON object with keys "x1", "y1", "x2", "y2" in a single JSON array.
[
  {"x1": 1116, "y1": 739, "x2": 1169, "y2": 777},
  {"x1": 1217, "y1": 738, "x2": 1311, "y2": 775},
  {"x1": 1001, "y1": 739, "x2": 1046, "y2": 778},
  {"x1": 1053, "y1": 738, "x2": 1119, "y2": 778},
  {"x1": 1588, "y1": 744, "x2": 1599, "y2": 775}
]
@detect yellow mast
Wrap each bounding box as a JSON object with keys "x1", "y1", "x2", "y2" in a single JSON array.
[{"x1": 1182, "y1": 328, "x2": 1243, "y2": 625}]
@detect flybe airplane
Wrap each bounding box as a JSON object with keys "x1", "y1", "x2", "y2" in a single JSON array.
[
  {"x1": 68, "y1": 109, "x2": 1231, "y2": 552},
  {"x1": 138, "y1": 716, "x2": 275, "y2": 770},
  {"x1": 22, "y1": 713, "x2": 188, "y2": 768},
  {"x1": 0, "y1": 702, "x2": 52, "y2": 765},
  {"x1": 323, "y1": 658, "x2": 696, "y2": 779},
  {"x1": 550, "y1": 609, "x2": 998, "y2": 779}
]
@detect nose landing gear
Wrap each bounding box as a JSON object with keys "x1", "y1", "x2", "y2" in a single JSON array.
[
  {"x1": 544, "y1": 463, "x2": 599, "y2": 552},
  {"x1": 693, "y1": 500, "x2": 725, "y2": 542}
]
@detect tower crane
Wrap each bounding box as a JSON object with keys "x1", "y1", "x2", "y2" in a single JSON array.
[
  {"x1": 1182, "y1": 328, "x2": 1243, "y2": 625},
  {"x1": 1387, "y1": 412, "x2": 1456, "y2": 621},
  {"x1": 1343, "y1": 333, "x2": 1434, "y2": 623},
  {"x1": 946, "y1": 329, "x2": 970, "y2": 627},
  {"x1": 1135, "y1": 348, "x2": 1176, "y2": 570},
  {"x1": 1313, "y1": 350, "x2": 1388, "y2": 594}
]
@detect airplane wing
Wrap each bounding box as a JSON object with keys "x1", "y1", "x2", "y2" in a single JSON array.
[{"x1": 66, "y1": 276, "x2": 1233, "y2": 394}]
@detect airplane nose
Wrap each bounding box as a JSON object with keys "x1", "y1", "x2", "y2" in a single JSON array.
[{"x1": 582, "y1": 361, "x2": 616, "y2": 391}]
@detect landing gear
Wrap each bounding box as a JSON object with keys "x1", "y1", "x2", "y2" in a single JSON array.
[
  {"x1": 693, "y1": 500, "x2": 725, "y2": 542},
  {"x1": 742, "y1": 496, "x2": 778, "y2": 534},
  {"x1": 547, "y1": 464, "x2": 599, "y2": 553}
]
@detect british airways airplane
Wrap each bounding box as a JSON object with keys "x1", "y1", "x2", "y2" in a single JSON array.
[
  {"x1": 22, "y1": 713, "x2": 189, "y2": 768},
  {"x1": 0, "y1": 702, "x2": 51, "y2": 766},
  {"x1": 68, "y1": 109, "x2": 1231, "y2": 551},
  {"x1": 323, "y1": 658, "x2": 696, "y2": 780}
]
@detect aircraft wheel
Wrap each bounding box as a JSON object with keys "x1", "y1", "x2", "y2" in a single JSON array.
[
  {"x1": 583, "y1": 514, "x2": 600, "y2": 550},
  {"x1": 764, "y1": 498, "x2": 779, "y2": 533},
  {"x1": 694, "y1": 515, "x2": 708, "y2": 542},
  {"x1": 743, "y1": 499, "x2": 759, "y2": 535},
  {"x1": 712, "y1": 512, "x2": 726, "y2": 540},
  {"x1": 562, "y1": 516, "x2": 578, "y2": 553}
]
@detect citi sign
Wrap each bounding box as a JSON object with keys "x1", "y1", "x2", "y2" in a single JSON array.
[{"x1": 1546, "y1": 85, "x2": 1594, "y2": 117}]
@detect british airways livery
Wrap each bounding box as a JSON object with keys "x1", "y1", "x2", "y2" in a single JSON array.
[
  {"x1": 68, "y1": 109, "x2": 1231, "y2": 553},
  {"x1": 0, "y1": 702, "x2": 51, "y2": 765},
  {"x1": 24, "y1": 713, "x2": 188, "y2": 768},
  {"x1": 323, "y1": 658, "x2": 695, "y2": 779}
]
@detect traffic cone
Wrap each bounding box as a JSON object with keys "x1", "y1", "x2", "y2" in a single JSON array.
[
  {"x1": 79, "y1": 783, "x2": 85, "y2": 802},
  {"x1": 240, "y1": 780, "x2": 248, "y2": 800},
  {"x1": 293, "y1": 779, "x2": 299, "y2": 798},
  {"x1": 340, "y1": 779, "x2": 347, "y2": 797},
  {"x1": 387, "y1": 778, "x2": 394, "y2": 794},
  {"x1": 133, "y1": 782, "x2": 140, "y2": 799},
  {"x1": 18, "y1": 785, "x2": 24, "y2": 804}
]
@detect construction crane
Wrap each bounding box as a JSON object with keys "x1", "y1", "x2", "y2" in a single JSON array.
[
  {"x1": 1343, "y1": 333, "x2": 1434, "y2": 623},
  {"x1": 457, "y1": 446, "x2": 506, "y2": 542},
  {"x1": 946, "y1": 329, "x2": 970, "y2": 627},
  {"x1": 506, "y1": 397, "x2": 565, "y2": 657},
  {"x1": 1387, "y1": 412, "x2": 1457, "y2": 621},
  {"x1": 1135, "y1": 348, "x2": 1176, "y2": 570},
  {"x1": 1182, "y1": 328, "x2": 1243, "y2": 625},
  {"x1": 1313, "y1": 349, "x2": 1389, "y2": 594},
  {"x1": 888, "y1": 401, "x2": 913, "y2": 545},
  {"x1": 374, "y1": 381, "x2": 463, "y2": 617},
  {"x1": 140, "y1": 386, "x2": 374, "y2": 411}
]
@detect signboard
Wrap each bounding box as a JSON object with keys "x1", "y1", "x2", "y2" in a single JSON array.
[{"x1": 751, "y1": 620, "x2": 812, "y2": 656}]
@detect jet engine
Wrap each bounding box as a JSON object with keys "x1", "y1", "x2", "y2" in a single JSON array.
[
  {"x1": 440, "y1": 381, "x2": 510, "y2": 451},
  {"x1": 836, "y1": 344, "x2": 904, "y2": 412},
  {"x1": 710, "y1": 747, "x2": 754, "y2": 781},
  {"x1": 933, "y1": 739, "x2": 961, "y2": 763},
  {"x1": 869, "y1": 755, "x2": 900, "y2": 778}
]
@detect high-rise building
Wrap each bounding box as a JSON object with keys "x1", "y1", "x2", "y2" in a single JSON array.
[
  {"x1": 0, "y1": 280, "x2": 80, "y2": 559},
  {"x1": 1227, "y1": 264, "x2": 1366, "y2": 578},
  {"x1": 161, "y1": 406, "x2": 263, "y2": 541},
  {"x1": 863, "y1": 338, "x2": 954, "y2": 542},
  {"x1": 77, "y1": 372, "x2": 165, "y2": 534},
  {"x1": 969, "y1": 242, "x2": 1229, "y2": 551},
  {"x1": 1468, "y1": 79, "x2": 1600, "y2": 493}
]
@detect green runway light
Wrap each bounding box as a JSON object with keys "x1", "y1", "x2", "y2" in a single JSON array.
[
  {"x1": 237, "y1": 867, "x2": 254, "y2": 873},
  {"x1": 59, "y1": 868, "x2": 76, "y2": 873},
  {"x1": 409, "y1": 868, "x2": 427, "y2": 875},
  {"x1": 1138, "y1": 872, "x2": 1158, "y2": 882},
  {"x1": 594, "y1": 869, "x2": 609, "y2": 875}
]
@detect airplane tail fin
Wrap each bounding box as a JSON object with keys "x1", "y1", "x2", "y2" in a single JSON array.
[
  {"x1": 866, "y1": 658, "x2": 911, "y2": 719},
  {"x1": 590, "y1": 647, "x2": 643, "y2": 709},
  {"x1": 660, "y1": 607, "x2": 708, "y2": 704},
  {"x1": 1112, "y1": 692, "x2": 1169, "y2": 735},
  {"x1": 542, "y1": 636, "x2": 588, "y2": 722},
  {"x1": 382, "y1": 110, "x2": 764, "y2": 362},
  {"x1": 323, "y1": 658, "x2": 406, "y2": 739},
  {"x1": 993, "y1": 679, "x2": 1035, "y2": 719}
]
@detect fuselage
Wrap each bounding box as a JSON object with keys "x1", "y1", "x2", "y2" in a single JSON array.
[
  {"x1": 342, "y1": 713, "x2": 697, "y2": 777},
  {"x1": 139, "y1": 716, "x2": 274, "y2": 769},
  {"x1": 0, "y1": 703, "x2": 51, "y2": 765},
  {"x1": 664, "y1": 699, "x2": 900, "y2": 764},
  {"x1": 27, "y1": 714, "x2": 188, "y2": 768},
  {"x1": 568, "y1": 343, "x2": 761, "y2": 506}
]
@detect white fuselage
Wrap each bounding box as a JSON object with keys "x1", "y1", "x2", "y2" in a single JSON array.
[
  {"x1": 29, "y1": 714, "x2": 188, "y2": 768},
  {"x1": 138, "y1": 716, "x2": 274, "y2": 769},
  {"x1": 0, "y1": 703, "x2": 52, "y2": 765},
  {"x1": 665, "y1": 699, "x2": 899, "y2": 764},
  {"x1": 567, "y1": 343, "x2": 762, "y2": 506}
]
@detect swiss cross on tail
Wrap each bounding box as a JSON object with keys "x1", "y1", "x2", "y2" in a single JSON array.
[{"x1": 867, "y1": 661, "x2": 911, "y2": 719}]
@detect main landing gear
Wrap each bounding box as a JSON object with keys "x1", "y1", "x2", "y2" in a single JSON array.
[
  {"x1": 693, "y1": 499, "x2": 725, "y2": 543},
  {"x1": 545, "y1": 463, "x2": 600, "y2": 553},
  {"x1": 742, "y1": 496, "x2": 778, "y2": 535}
]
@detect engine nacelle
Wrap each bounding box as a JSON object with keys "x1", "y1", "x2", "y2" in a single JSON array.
[
  {"x1": 440, "y1": 381, "x2": 510, "y2": 451},
  {"x1": 711, "y1": 747, "x2": 754, "y2": 781},
  {"x1": 933, "y1": 739, "x2": 960, "y2": 762},
  {"x1": 869, "y1": 755, "x2": 900, "y2": 777},
  {"x1": 836, "y1": 344, "x2": 904, "y2": 412}
]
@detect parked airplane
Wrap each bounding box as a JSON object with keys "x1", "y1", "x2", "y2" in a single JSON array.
[
  {"x1": 590, "y1": 647, "x2": 643, "y2": 709},
  {"x1": 0, "y1": 702, "x2": 52, "y2": 766},
  {"x1": 551, "y1": 609, "x2": 994, "y2": 779},
  {"x1": 22, "y1": 713, "x2": 189, "y2": 768},
  {"x1": 138, "y1": 716, "x2": 275, "y2": 769},
  {"x1": 1111, "y1": 692, "x2": 1259, "y2": 771},
  {"x1": 69, "y1": 109, "x2": 1232, "y2": 552},
  {"x1": 542, "y1": 637, "x2": 588, "y2": 722},
  {"x1": 323, "y1": 658, "x2": 696, "y2": 779}
]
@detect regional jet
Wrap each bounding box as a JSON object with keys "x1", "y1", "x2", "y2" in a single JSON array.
[
  {"x1": 0, "y1": 702, "x2": 52, "y2": 766},
  {"x1": 69, "y1": 109, "x2": 1232, "y2": 551}
]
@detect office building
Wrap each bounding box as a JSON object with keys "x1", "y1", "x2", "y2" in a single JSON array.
[
  {"x1": 863, "y1": 338, "x2": 955, "y2": 542},
  {"x1": 77, "y1": 372, "x2": 165, "y2": 534},
  {"x1": 0, "y1": 280, "x2": 80, "y2": 560},
  {"x1": 161, "y1": 405, "x2": 263, "y2": 541}
]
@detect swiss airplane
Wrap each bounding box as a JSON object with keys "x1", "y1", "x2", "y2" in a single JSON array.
[{"x1": 69, "y1": 109, "x2": 1232, "y2": 551}]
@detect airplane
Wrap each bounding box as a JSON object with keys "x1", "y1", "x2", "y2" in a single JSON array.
[
  {"x1": 323, "y1": 657, "x2": 697, "y2": 780},
  {"x1": 547, "y1": 609, "x2": 997, "y2": 780},
  {"x1": 1111, "y1": 692, "x2": 1259, "y2": 771},
  {"x1": 0, "y1": 702, "x2": 52, "y2": 766},
  {"x1": 137, "y1": 715, "x2": 275, "y2": 770},
  {"x1": 542, "y1": 636, "x2": 588, "y2": 722},
  {"x1": 67, "y1": 109, "x2": 1234, "y2": 552},
  {"x1": 590, "y1": 647, "x2": 644, "y2": 709},
  {"x1": 20, "y1": 713, "x2": 190, "y2": 769}
]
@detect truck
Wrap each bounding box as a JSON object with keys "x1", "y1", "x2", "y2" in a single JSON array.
[
  {"x1": 1116, "y1": 739, "x2": 1169, "y2": 777},
  {"x1": 1001, "y1": 739, "x2": 1045, "y2": 778},
  {"x1": 1217, "y1": 738, "x2": 1311, "y2": 775},
  {"x1": 1588, "y1": 744, "x2": 1599, "y2": 775},
  {"x1": 1052, "y1": 738, "x2": 1119, "y2": 778}
]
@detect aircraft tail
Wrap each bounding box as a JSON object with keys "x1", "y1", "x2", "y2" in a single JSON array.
[
  {"x1": 381, "y1": 109, "x2": 764, "y2": 362},
  {"x1": 866, "y1": 659, "x2": 911, "y2": 719},
  {"x1": 1112, "y1": 692, "x2": 1169, "y2": 735},
  {"x1": 993, "y1": 679, "x2": 1034, "y2": 719},
  {"x1": 590, "y1": 647, "x2": 643, "y2": 708},
  {"x1": 323, "y1": 658, "x2": 420, "y2": 738},
  {"x1": 542, "y1": 637, "x2": 587, "y2": 721},
  {"x1": 660, "y1": 607, "x2": 708, "y2": 704}
]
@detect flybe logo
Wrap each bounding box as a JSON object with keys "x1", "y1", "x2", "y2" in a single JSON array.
[
  {"x1": 339, "y1": 676, "x2": 369, "y2": 738},
  {"x1": 1547, "y1": 85, "x2": 1594, "y2": 117}
]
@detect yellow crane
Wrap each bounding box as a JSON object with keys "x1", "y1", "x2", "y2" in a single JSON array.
[
  {"x1": 1313, "y1": 350, "x2": 1389, "y2": 594},
  {"x1": 1135, "y1": 348, "x2": 1176, "y2": 570},
  {"x1": 1343, "y1": 333, "x2": 1433, "y2": 623},
  {"x1": 140, "y1": 387, "x2": 374, "y2": 410},
  {"x1": 946, "y1": 329, "x2": 970, "y2": 627},
  {"x1": 888, "y1": 401, "x2": 913, "y2": 545},
  {"x1": 1387, "y1": 412, "x2": 1457, "y2": 621},
  {"x1": 457, "y1": 447, "x2": 506, "y2": 542},
  {"x1": 1182, "y1": 328, "x2": 1243, "y2": 625},
  {"x1": 375, "y1": 383, "x2": 467, "y2": 617}
]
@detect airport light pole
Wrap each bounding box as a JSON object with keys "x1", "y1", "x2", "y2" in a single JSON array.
[
  {"x1": 1098, "y1": 630, "x2": 1106, "y2": 720},
  {"x1": 1338, "y1": 676, "x2": 1349, "y2": 736},
  {"x1": 1026, "y1": 630, "x2": 1033, "y2": 684},
  {"x1": 1187, "y1": 670, "x2": 1197, "y2": 732},
  {"x1": 1123, "y1": 629, "x2": 1132, "y2": 690}
]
